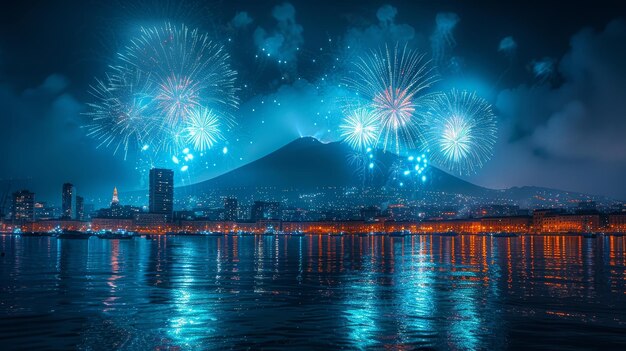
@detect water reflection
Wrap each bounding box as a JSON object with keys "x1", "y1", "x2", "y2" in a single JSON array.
[{"x1": 1, "y1": 234, "x2": 626, "y2": 350}]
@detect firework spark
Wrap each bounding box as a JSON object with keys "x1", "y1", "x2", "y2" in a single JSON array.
[
  {"x1": 84, "y1": 70, "x2": 156, "y2": 159},
  {"x1": 345, "y1": 44, "x2": 439, "y2": 155},
  {"x1": 424, "y1": 90, "x2": 497, "y2": 175},
  {"x1": 155, "y1": 75, "x2": 202, "y2": 127},
  {"x1": 185, "y1": 108, "x2": 223, "y2": 152},
  {"x1": 340, "y1": 108, "x2": 379, "y2": 151}
]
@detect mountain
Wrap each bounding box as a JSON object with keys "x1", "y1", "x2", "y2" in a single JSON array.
[
  {"x1": 160, "y1": 137, "x2": 616, "y2": 208},
  {"x1": 183, "y1": 137, "x2": 488, "y2": 195}
]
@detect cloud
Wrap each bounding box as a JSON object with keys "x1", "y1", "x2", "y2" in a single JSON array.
[
  {"x1": 430, "y1": 12, "x2": 460, "y2": 62},
  {"x1": 253, "y1": 3, "x2": 303, "y2": 63},
  {"x1": 530, "y1": 57, "x2": 555, "y2": 80},
  {"x1": 498, "y1": 36, "x2": 517, "y2": 56},
  {"x1": 230, "y1": 11, "x2": 253, "y2": 28},
  {"x1": 376, "y1": 4, "x2": 397, "y2": 23},
  {"x1": 499, "y1": 20, "x2": 626, "y2": 161},
  {"x1": 482, "y1": 19, "x2": 626, "y2": 198},
  {"x1": 344, "y1": 4, "x2": 419, "y2": 52},
  {"x1": 0, "y1": 74, "x2": 130, "y2": 203}
]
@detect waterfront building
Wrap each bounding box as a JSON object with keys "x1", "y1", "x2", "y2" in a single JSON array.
[
  {"x1": 607, "y1": 213, "x2": 626, "y2": 232},
  {"x1": 91, "y1": 217, "x2": 134, "y2": 231},
  {"x1": 251, "y1": 201, "x2": 280, "y2": 221},
  {"x1": 134, "y1": 213, "x2": 168, "y2": 232}
]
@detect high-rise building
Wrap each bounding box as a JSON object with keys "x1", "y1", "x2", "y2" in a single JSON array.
[
  {"x1": 149, "y1": 168, "x2": 174, "y2": 220},
  {"x1": 61, "y1": 183, "x2": 73, "y2": 219},
  {"x1": 251, "y1": 201, "x2": 280, "y2": 221},
  {"x1": 76, "y1": 196, "x2": 84, "y2": 221},
  {"x1": 224, "y1": 197, "x2": 238, "y2": 221},
  {"x1": 12, "y1": 190, "x2": 35, "y2": 222}
]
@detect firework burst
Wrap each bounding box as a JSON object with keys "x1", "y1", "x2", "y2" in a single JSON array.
[
  {"x1": 340, "y1": 107, "x2": 379, "y2": 151},
  {"x1": 84, "y1": 69, "x2": 156, "y2": 159},
  {"x1": 118, "y1": 22, "x2": 238, "y2": 128},
  {"x1": 86, "y1": 22, "x2": 238, "y2": 170},
  {"x1": 185, "y1": 108, "x2": 223, "y2": 152},
  {"x1": 424, "y1": 90, "x2": 497, "y2": 175},
  {"x1": 345, "y1": 44, "x2": 439, "y2": 155}
]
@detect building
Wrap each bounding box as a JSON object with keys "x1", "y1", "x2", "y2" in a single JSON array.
[
  {"x1": 111, "y1": 187, "x2": 119, "y2": 205},
  {"x1": 360, "y1": 205, "x2": 380, "y2": 222},
  {"x1": 149, "y1": 169, "x2": 174, "y2": 220},
  {"x1": 134, "y1": 213, "x2": 168, "y2": 232},
  {"x1": 534, "y1": 210, "x2": 601, "y2": 233},
  {"x1": 109, "y1": 187, "x2": 123, "y2": 217},
  {"x1": 61, "y1": 183, "x2": 73, "y2": 219},
  {"x1": 91, "y1": 217, "x2": 134, "y2": 231},
  {"x1": 251, "y1": 201, "x2": 280, "y2": 221},
  {"x1": 224, "y1": 197, "x2": 238, "y2": 221},
  {"x1": 471, "y1": 204, "x2": 521, "y2": 218},
  {"x1": 83, "y1": 203, "x2": 95, "y2": 220},
  {"x1": 480, "y1": 216, "x2": 532, "y2": 233},
  {"x1": 532, "y1": 209, "x2": 564, "y2": 233},
  {"x1": 12, "y1": 190, "x2": 35, "y2": 222},
  {"x1": 34, "y1": 202, "x2": 57, "y2": 221},
  {"x1": 75, "y1": 196, "x2": 84, "y2": 221},
  {"x1": 608, "y1": 213, "x2": 626, "y2": 232}
]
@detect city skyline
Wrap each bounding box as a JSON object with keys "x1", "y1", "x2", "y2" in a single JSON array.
[{"x1": 0, "y1": 0, "x2": 625, "y2": 203}]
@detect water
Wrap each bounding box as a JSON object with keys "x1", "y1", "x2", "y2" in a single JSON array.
[{"x1": 1, "y1": 234, "x2": 626, "y2": 350}]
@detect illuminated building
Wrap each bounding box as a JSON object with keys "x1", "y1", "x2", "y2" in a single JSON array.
[
  {"x1": 534, "y1": 211, "x2": 601, "y2": 233},
  {"x1": 149, "y1": 168, "x2": 174, "y2": 221},
  {"x1": 61, "y1": 183, "x2": 73, "y2": 219},
  {"x1": 76, "y1": 195, "x2": 84, "y2": 221},
  {"x1": 110, "y1": 187, "x2": 123, "y2": 217},
  {"x1": 251, "y1": 201, "x2": 280, "y2": 221},
  {"x1": 607, "y1": 213, "x2": 626, "y2": 232},
  {"x1": 34, "y1": 202, "x2": 57, "y2": 221},
  {"x1": 91, "y1": 217, "x2": 134, "y2": 231},
  {"x1": 134, "y1": 213, "x2": 168, "y2": 232},
  {"x1": 12, "y1": 190, "x2": 35, "y2": 222},
  {"x1": 360, "y1": 205, "x2": 380, "y2": 222},
  {"x1": 111, "y1": 187, "x2": 119, "y2": 205},
  {"x1": 224, "y1": 197, "x2": 238, "y2": 221},
  {"x1": 471, "y1": 204, "x2": 522, "y2": 218},
  {"x1": 480, "y1": 216, "x2": 532, "y2": 233}
]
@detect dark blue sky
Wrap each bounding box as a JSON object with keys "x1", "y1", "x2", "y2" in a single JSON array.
[{"x1": 1, "y1": 0, "x2": 625, "y2": 205}]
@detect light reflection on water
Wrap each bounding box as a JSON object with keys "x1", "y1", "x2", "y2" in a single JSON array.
[{"x1": 1, "y1": 234, "x2": 626, "y2": 350}]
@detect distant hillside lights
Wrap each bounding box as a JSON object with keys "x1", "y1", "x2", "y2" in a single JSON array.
[{"x1": 2, "y1": 166, "x2": 626, "y2": 235}]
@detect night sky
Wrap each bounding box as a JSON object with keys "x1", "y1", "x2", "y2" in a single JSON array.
[{"x1": 1, "y1": 0, "x2": 625, "y2": 204}]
